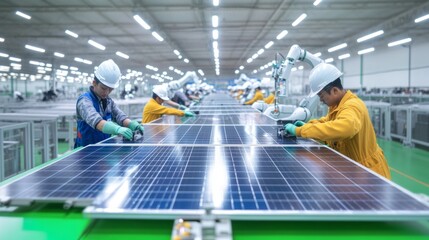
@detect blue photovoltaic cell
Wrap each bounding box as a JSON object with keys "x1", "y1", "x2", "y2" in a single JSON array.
[
  {"x1": 148, "y1": 113, "x2": 276, "y2": 125},
  {"x1": 100, "y1": 125, "x2": 316, "y2": 145}
]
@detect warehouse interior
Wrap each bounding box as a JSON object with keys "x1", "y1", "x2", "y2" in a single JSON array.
[{"x1": 1, "y1": 1, "x2": 429, "y2": 239}]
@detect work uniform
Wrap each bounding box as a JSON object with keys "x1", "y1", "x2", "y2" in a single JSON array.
[
  {"x1": 75, "y1": 86, "x2": 128, "y2": 147},
  {"x1": 264, "y1": 93, "x2": 275, "y2": 104},
  {"x1": 142, "y1": 98, "x2": 184, "y2": 123},
  {"x1": 295, "y1": 90, "x2": 391, "y2": 179},
  {"x1": 244, "y1": 89, "x2": 264, "y2": 105}
]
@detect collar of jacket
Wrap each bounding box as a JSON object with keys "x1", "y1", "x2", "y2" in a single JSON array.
[{"x1": 328, "y1": 90, "x2": 355, "y2": 113}]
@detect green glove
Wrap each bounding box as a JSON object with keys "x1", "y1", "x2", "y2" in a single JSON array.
[
  {"x1": 294, "y1": 120, "x2": 305, "y2": 127},
  {"x1": 128, "y1": 120, "x2": 144, "y2": 132},
  {"x1": 284, "y1": 123, "x2": 297, "y2": 136},
  {"x1": 184, "y1": 110, "x2": 195, "y2": 117},
  {"x1": 102, "y1": 121, "x2": 133, "y2": 140}
]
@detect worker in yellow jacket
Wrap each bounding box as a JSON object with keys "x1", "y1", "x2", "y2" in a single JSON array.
[
  {"x1": 264, "y1": 90, "x2": 275, "y2": 104},
  {"x1": 283, "y1": 63, "x2": 391, "y2": 179},
  {"x1": 244, "y1": 86, "x2": 264, "y2": 105},
  {"x1": 142, "y1": 85, "x2": 195, "y2": 123}
]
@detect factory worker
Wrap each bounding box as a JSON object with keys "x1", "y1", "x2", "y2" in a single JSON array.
[
  {"x1": 264, "y1": 89, "x2": 275, "y2": 104},
  {"x1": 284, "y1": 63, "x2": 391, "y2": 179},
  {"x1": 142, "y1": 84, "x2": 195, "y2": 123},
  {"x1": 74, "y1": 59, "x2": 144, "y2": 147},
  {"x1": 244, "y1": 85, "x2": 264, "y2": 105}
]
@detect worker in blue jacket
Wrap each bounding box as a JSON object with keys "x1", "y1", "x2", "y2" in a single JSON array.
[{"x1": 74, "y1": 59, "x2": 144, "y2": 148}]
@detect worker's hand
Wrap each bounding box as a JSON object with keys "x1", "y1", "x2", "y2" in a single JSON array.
[
  {"x1": 284, "y1": 123, "x2": 296, "y2": 136},
  {"x1": 294, "y1": 120, "x2": 305, "y2": 127},
  {"x1": 102, "y1": 121, "x2": 133, "y2": 139},
  {"x1": 184, "y1": 110, "x2": 195, "y2": 117},
  {"x1": 116, "y1": 127, "x2": 133, "y2": 140},
  {"x1": 128, "y1": 120, "x2": 144, "y2": 132}
]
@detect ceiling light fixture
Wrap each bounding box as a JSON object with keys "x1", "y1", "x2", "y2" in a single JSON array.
[
  {"x1": 116, "y1": 51, "x2": 130, "y2": 59},
  {"x1": 276, "y1": 30, "x2": 288, "y2": 40},
  {"x1": 54, "y1": 52, "x2": 65, "y2": 58},
  {"x1": 313, "y1": 0, "x2": 322, "y2": 6},
  {"x1": 213, "y1": 0, "x2": 219, "y2": 7},
  {"x1": 265, "y1": 41, "x2": 274, "y2": 49},
  {"x1": 292, "y1": 13, "x2": 307, "y2": 27},
  {"x1": 65, "y1": 30, "x2": 78, "y2": 38},
  {"x1": 212, "y1": 29, "x2": 219, "y2": 40},
  {"x1": 0, "y1": 38, "x2": 4, "y2": 42},
  {"x1": 25, "y1": 44, "x2": 45, "y2": 53},
  {"x1": 388, "y1": 38, "x2": 412, "y2": 47},
  {"x1": 357, "y1": 30, "x2": 384, "y2": 43},
  {"x1": 358, "y1": 47, "x2": 375, "y2": 55},
  {"x1": 88, "y1": 40, "x2": 106, "y2": 50},
  {"x1": 16, "y1": 11, "x2": 31, "y2": 20},
  {"x1": 415, "y1": 14, "x2": 429, "y2": 23},
  {"x1": 338, "y1": 53, "x2": 351, "y2": 60},
  {"x1": 152, "y1": 32, "x2": 164, "y2": 42},
  {"x1": 133, "y1": 15, "x2": 151, "y2": 30},
  {"x1": 212, "y1": 15, "x2": 219, "y2": 28},
  {"x1": 328, "y1": 43, "x2": 347, "y2": 52},
  {"x1": 9, "y1": 57, "x2": 21, "y2": 62}
]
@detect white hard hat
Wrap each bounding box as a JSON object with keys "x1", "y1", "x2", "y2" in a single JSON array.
[
  {"x1": 309, "y1": 63, "x2": 343, "y2": 97},
  {"x1": 94, "y1": 59, "x2": 121, "y2": 88},
  {"x1": 153, "y1": 84, "x2": 169, "y2": 100}
]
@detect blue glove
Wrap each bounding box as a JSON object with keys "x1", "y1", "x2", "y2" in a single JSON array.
[
  {"x1": 128, "y1": 120, "x2": 144, "y2": 132},
  {"x1": 284, "y1": 123, "x2": 296, "y2": 136},
  {"x1": 184, "y1": 110, "x2": 195, "y2": 117},
  {"x1": 294, "y1": 120, "x2": 305, "y2": 127}
]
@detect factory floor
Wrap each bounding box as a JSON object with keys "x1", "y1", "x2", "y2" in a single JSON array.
[{"x1": 56, "y1": 139, "x2": 429, "y2": 196}]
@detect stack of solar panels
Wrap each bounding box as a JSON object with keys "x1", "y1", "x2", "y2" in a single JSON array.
[{"x1": 1, "y1": 93, "x2": 429, "y2": 221}]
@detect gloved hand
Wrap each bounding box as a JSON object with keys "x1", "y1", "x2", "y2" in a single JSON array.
[
  {"x1": 128, "y1": 120, "x2": 144, "y2": 133},
  {"x1": 284, "y1": 123, "x2": 297, "y2": 136},
  {"x1": 178, "y1": 105, "x2": 188, "y2": 110},
  {"x1": 102, "y1": 121, "x2": 133, "y2": 140},
  {"x1": 184, "y1": 110, "x2": 195, "y2": 117},
  {"x1": 294, "y1": 120, "x2": 305, "y2": 127}
]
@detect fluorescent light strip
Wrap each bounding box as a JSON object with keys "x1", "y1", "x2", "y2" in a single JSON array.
[
  {"x1": 213, "y1": 41, "x2": 218, "y2": 49},
  {"x1": 388, "y1": 38, "x2": 412, "y2": 47},
  {"x1": 16, "y1": 11, "x2": 31, "y2": 20},
  {"x1": 198, "y1": 69, "x2": 204, "y2": 76},
  {"x1": 65, "y1": 30, "x2": 78, "y2": 38},
  {"x1": 0, "y1": 52, "x2": 9, "y2": 58},
  {"x1": 212, "y1": 29, "x2": 219, "y2": 40},
  {"x1": 133, "y1": 15, "x2": 151, "y2": 30},
  {"x1": 265, "y1": 41, "x2": 274, "y2": 49},
  {"x1": 25, "y1": 44, "x2": 45, "y2": 53},
  {"x1": 212, "y1": 15, "x2": 219, "y2": 28},
  {"x1": 276, "y1": 30, "x2": 288, "y2": 40},
  {"x1": 174, "y1": 50, "x2": 180, "y2": 55},
  {"x1": 213, "y1": 0, "x2": 219, "y2": 7},
  {"x1": 88, "y1": 39, "x2": 106, "y2": 50},
  {"x1": 0, "y1": 38, "x2": 4, "y2": 42},
  {"x1": 313, "y1": 0, "x2": 322, "y2": 6},
  {"x1": 9, "y1": 57, "x2": 21, "y2": 62},
  {"x1": 314, "y1": 52, "x2": 322, "y2": 57},
  {"x1": 116, "y1": 51, "x2": 129, "y2": 59},
  {"x1": 357, "y1": 30, "x2": 384, "y2": 43},
  {"x1": 338, "y1": 53, "x2": 351, "y2": 60},
  {"x1": 54, "y1": 52, "x2": 64, "y2": 58},
  {"x1": 415, "y1": 14, "x2": 429, "y2": 23},
  {"x1": 184, "y1": 58, "x2": 189, "y2": 63},
  {"x1": 257, "y1": 48, "x2": 264, "y2": 55},
  {"x1": 247, "y1": 58, "x2": 253, "y2": 63},
  {"x1": 328, "y1": 43, "x2": 347, "y2": 52},
  {"x1": 325, "y1": 58, "x2": 334, "y2": 63},
  {"x1": 292, "y1": 13, "x2": 307, "y2": 27},
  {"x1": 358, "y1": 47, "x2": 375, "y2": 55},
  {"x1": 152, "y1": 32, "x2": 164, "y2": 42}
]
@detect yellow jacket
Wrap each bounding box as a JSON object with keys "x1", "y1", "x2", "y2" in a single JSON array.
[
  {"x1": 142, "y1": 98, "x2": 184, "y2": 123},
  {"x1": 264, "y1": 93, "x2": 275, "y2": 104},
  {"x1": 296, "y1": 90, "x2": 391, "y2": 179},
  {"x1": 244, "y1": 90, "x2": 264, "y2": 105}
]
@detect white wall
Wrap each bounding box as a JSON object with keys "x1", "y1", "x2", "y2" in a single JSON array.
[{"x1": 341, "y1": 40, "x2": 429, "y2": 90}]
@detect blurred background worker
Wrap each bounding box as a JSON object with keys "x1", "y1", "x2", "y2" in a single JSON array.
[
  {"x1": 244, "y1": 86, "x2": 264, "y2": 105},
  {"x1": 264, "y1": 89, "x2": 275, "y2": 104},
  {"x1": 142, "y1": 84, "x2": 195, "y2": 123},
  {"x1": 283, "y1": 63, "x2": 391, "y2": 179},
  {"x1": 75, "y1": 59, "x2": 144, "y2": 148}
]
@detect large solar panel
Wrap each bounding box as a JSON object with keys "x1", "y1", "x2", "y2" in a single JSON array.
[
  {"x1": 99, "y1": 124, "x2": 317, "y2": 145},
  {"x1": 80, "y1": 145, "x2": 429, "y2": 220},
  {"x1": 148, "y1": 113, "x2": 276, "y2": 125}
]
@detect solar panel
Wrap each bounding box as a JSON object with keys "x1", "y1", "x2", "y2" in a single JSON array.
[
  {"x1": 148, "y1": 113, "x2": 276, "y2": 125},
  {"x1": 99, "y1": 124, "x2": 317, "y2": 145},
  {"x1": 82, "y1": 145, "x2": 429, "y2": 220}
]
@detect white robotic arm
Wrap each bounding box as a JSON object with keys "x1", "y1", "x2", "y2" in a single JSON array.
[
  {"x1": 265, "y1": 44, "x2": 323, "y2": 123},
  {"x1": 168, "y1": 71, "x2": 200, "y2": 91}
]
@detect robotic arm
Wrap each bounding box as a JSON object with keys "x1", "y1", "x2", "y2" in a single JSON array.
[
  {"x1": 168, "y1": 71, "x2": 200, "y2": 91},
  {"x1": 267, "y1": 44, "x2": 323, "y2": 124}
]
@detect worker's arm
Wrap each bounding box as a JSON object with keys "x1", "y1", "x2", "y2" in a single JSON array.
[
  {"x1": 307, "y1": 115, "x2": 329, "y2": 124},
  {"x1": 296, "y1": 104, "x2": 362, "y2": 141},
  {"x1": 244, "y1": 91, "x2": 264, "y2": 105},
  {"x1": 264, "y1": 93, "x2": 274, "y2": 104},
  {"x1": 146, "y1": 100, "x2": 185, "y2": 116}
]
